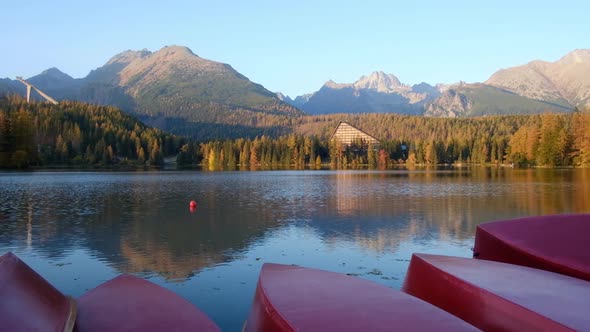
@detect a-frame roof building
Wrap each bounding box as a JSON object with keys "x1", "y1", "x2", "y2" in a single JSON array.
[{"x1": 330, "y1": 121, "x2": 380, "y2": 146}]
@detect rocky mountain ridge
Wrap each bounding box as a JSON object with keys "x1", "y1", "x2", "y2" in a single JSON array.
[
  {"x1": 2, "y1": 47, "x2": 588, "y2": 135},
  {"x1": 1, "y1": 46, "x2": 301, "y2": 139},
  {"x1": 485, "y1": 49, "x2": 590, "y2": 107},
  {"x1": 287, "y1": 49, "x2": 589, "y2": 117},
  {"x1": 294, "y1": 71, "x2": 440, "y2": 115}
]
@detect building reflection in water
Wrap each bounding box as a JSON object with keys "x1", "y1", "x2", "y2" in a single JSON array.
[
  {"x1": 0, "y1": 169, "x2": 589, "y2": 281},
  {"x1": 320, "y1": 168, "x2": 590, "y2": 254}
]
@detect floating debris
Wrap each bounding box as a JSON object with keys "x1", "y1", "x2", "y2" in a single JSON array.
[
  {"x1": 54, "y1": 262, "x2": 72, "y2": 267},
  {"x1": 367, "y1": 268, "x2": 383, "y2": 276}
]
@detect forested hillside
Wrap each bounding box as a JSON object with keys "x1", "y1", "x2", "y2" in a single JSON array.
[
  {"x1": 0, "y1": 46, "x2": 303, "y2": 140},
  {"x1": 188, "y1": 110, "x2": 590, "y2": 169},
  {"x1": 0, "y1": 96, "x2": 182, "y2": 168},
  {"x1": 2, "y1": 96, "x2": 588, "y2": 169}
]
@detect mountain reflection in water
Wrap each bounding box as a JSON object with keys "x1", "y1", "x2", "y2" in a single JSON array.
[{"x1": 1, "y1": 168, "x2": 588, "y2": 331}]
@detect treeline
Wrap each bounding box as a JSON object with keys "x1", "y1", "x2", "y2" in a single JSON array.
[
  {"x1": 186, "y1": 135, "x2": 404, "y2": 170},
  {"x1": 179, "y1": 135, "x2": 329, "y2": 170},
  {"x1": 297, "y1": 111, "x2": 590, "y2": 167},
  {"x1": 184, "y1": 110, "x2": 590, "y2": 169},
  {"x1": 0, "y1": 96, "x2": 183, "y2": 168},
  {"x1": 2, "y1": 95, "x2": 589, "y2": 169},
  {"x1": 399, "y1": 112, "x2": 589, "y2": 167}
]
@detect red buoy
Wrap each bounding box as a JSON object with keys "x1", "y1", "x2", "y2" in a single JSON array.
[{"x1": 189, "y1": 200, "x2": 197, "y2": 208}]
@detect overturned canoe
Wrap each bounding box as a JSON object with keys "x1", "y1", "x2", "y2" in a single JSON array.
[
  {"x1": 76, "y1": 274, "x2": 220, "y2": 332},
  {"x1": 0, "y1": 252, "x2": 76, "y2": 332},
  {"x1": 244, "y1": 263, "x2": 478, "y2": 332},
  {"x1": 473, "y1": 214, "x2": 590, "y2": 281},
  {"x1": 403, "y1": 253, "x2": 590, "y2": 331}
]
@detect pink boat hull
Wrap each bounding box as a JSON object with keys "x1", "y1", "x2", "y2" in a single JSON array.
[
  {"x1": 473, "y1": 214, "x2": 590, "y2": 281},
  {"x1": 75, "y1": 274, "x2": 220, "y2": 331},
  {"x1": 0, "y1": 252, "x2": 76, "y2": 332},
  {"x1": 403, "y1": 253, "x2": 590, "y2": 331},
  {"x1": 245, "y1": 263, "x2": 478, "y2": 331}
]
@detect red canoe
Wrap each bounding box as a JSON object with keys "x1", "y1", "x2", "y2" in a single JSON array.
[
  {"x1": 403, "y1": 253, "x2": 590, "y2": 331},
  {"x1": 473, "y1": 214, "x2": 590, "y2": 281},
  {"x1": 0, "y1": 252, "x2": 76, "y2": 332},
  {"x1": 76, "y1": 274, "x2": 220, "y2": 332},
  {"x1": 244, "y1": 263, "x2": 478, "y2": 332}
]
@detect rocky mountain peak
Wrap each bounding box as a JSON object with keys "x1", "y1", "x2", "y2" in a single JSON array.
[
  {"x1": 37, "y1": 67, "x2": 73, "y2": 80},
  {"x1": 558, "y1": 49, "x2": 590, "y2": 65},
  {"x1": 425, "y1": 87, "x2": 474, "y2": 117},
  {"x1": 354, "y1": 71, "x2": 402, "y2": 92},
  {"x1": 110, "y1": 45, "x2": 236, "y2": 90},
  {"x1": 299, "y1": 71, "x2": 432, "y2": 115},
  {"x1": 275, "y1": 92, "x2": 294, "y2": 103},
  {"x1": 323, "y1": 80, "x2": 351, "y2": 89},
  {"x1": 106, "y1": 49, "x2": 152, "y2": 66},
  {"x1": 485, "y1": 48, "x2": 590, "y2": 106},
  {"x1": 159, "y1": 45, "x2": 195, "y2": 55},
  {"x1": 152, "y1": 45, "x2": 199, "y2": 60},
  {"x1": 411, "y1": 82, "x2": 438, "y2": 95}
]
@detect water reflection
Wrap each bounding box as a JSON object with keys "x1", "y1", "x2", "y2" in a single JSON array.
[
  {"x1": 1, "y1": 168, "x2": 589, "y2": 330},
  {"x1": 2, "y1": 169, "x2": 589, "y2": 273}
]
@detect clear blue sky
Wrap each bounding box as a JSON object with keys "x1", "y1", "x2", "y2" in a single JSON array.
[{"x1": 3, "y1": 0, "x2": 589, "y2": 97}]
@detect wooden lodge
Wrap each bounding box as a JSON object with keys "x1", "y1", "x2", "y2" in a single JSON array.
[{"x1": 330, "y1": 121, "x2": 380, "y2": 147}]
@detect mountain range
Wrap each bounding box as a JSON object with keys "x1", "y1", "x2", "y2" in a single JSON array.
[
  {"x1": 283, "y1": 71, "x2": 440, "y2": 116},
  {"x1": 0, "y1": 46, "x2": 301, "y2": 139},
  {"x1": 286, "y1": 49, "x2": 590, "y2": 117},
  {"x1": 1, "y1": 47, "x2": 589, "y2": 139}
]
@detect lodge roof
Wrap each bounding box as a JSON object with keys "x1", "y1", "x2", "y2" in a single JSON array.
[{"x1": 329, "y1": 121, "x2": 380, "y2": 145}]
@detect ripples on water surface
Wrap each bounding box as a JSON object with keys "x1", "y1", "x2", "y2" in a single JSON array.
[{"x1": 1, "y1": 168, "x2": 589, "y2": 330}]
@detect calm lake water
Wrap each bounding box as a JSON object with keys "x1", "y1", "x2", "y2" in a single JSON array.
[{"x1": 1, "y1": 168, "x2": 589, "y2": 330}]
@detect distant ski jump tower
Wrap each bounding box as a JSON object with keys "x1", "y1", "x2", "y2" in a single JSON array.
[{"x1": 15, "y1": 77, "x2": 58, "y2": 105}]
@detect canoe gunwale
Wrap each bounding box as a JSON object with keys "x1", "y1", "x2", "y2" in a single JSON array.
[{"x1": 63, "y1": 296, "x2": 77, "y2": 332}]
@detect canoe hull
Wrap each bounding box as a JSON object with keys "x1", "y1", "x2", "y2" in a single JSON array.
[
  {"x1": 245, "y1": 263, "x2": 478, "y2": 332},
  {"x1": 76, "y1": 274, "x2": 219, "y2": 332},
  {"x1": 474, "y1": 214, "x2": 590, "y2": 281},
  {"x1": 0, "y1": 252, "x2": 76, "y2": 332},
  {"x1": 403, "y1": 253, "x2": 590, "y2": 331}
]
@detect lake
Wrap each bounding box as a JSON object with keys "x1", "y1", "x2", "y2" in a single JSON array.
[{"x1": 1, "y1": 168, "x2": 589, "y2": 331}]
